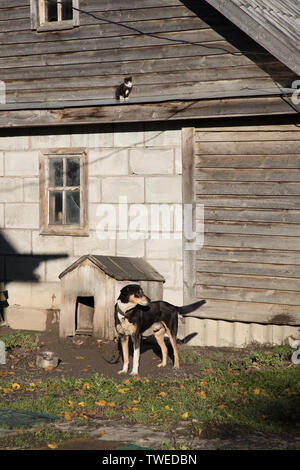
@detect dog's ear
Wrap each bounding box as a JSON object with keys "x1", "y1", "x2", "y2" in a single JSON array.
[
  {"x1": 118, "y1": 285, "x2": 130, "y2": 303},
  {"x1": 119, "y1": 284, "x2": 137, "y2": 303}
]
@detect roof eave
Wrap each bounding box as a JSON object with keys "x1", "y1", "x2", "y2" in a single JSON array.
[{"x1": 204, "y1": 0, "x2": 300, "y2": 76}]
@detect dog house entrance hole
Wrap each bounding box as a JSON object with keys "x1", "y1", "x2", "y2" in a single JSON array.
[{"x1": 75, "y1": 296, "x2": 94, "y2": 335}]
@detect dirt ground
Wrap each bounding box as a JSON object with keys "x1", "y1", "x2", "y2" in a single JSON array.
[
  {"x1": 0, "y1": 325, "x2": 265, "y2": 382},
  {"x1": 0, "y1": 325, "x2": 298, "y2": 451}
]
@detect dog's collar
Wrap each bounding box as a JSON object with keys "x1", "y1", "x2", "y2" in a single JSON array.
[{"x1": 117, "y1": 301, "x2": 136, "y2": 318}]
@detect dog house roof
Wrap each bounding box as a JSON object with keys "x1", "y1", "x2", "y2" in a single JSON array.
[{"x1": 59, "y1": 255, "x2": 165, "y2": 282}]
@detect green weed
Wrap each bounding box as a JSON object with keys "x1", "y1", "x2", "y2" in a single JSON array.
[{"x1": 0, "y1": 331, "x2": 40, "y2": 351}]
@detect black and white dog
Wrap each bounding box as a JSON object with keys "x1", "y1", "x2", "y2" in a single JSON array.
[{"x1": 115, "y1": 284, "x2": 206, "y2": 376}]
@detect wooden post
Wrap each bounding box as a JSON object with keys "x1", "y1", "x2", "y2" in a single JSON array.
[{"x1": 182, "y1": 127, "x2": 197, "y2": 304}]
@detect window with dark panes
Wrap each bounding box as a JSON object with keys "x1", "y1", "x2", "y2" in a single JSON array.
[
  {"x1": 40, "y1": 150, "x2": 88, "y2": 235},
  {"x1": 31, "y1": 0, "x2": 79, "y2": 30},
  {"x1": 45, "y1": 0, "x2": 73, "y2": 22}
]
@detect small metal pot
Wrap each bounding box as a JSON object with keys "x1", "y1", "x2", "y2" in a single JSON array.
[{"x1": 36, "y1": 351, "x2": 59, "y2": 369}]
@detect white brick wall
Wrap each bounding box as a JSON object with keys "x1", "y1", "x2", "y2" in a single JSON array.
[
  {"x1": 0, "y1": 203, "x2": 4, "y2": 227},
  {"x1": 145, "y1": 176, "x2": 182, "y2": 203},
  {"x1": 89, "y1": 148, "x2": 128, "y2": 176},
  {"x1": 0, "y1": 135, "x2": 29, "y2": 150},
  {"x1": 0, "y1": 123, "x2": 184, "y2": 315},
  {"x1": 5, "y1": 151, "x2": 39, "y2": 176},
  {"x1": 0, "y1": 152, "x2": 3, "y2": 176},
  {"x1": 0, "y1": 178, "x2": 23, "y2": 202},
  {"x1": 102, "y1": 176, "x2": 145, "y2": 203},
  {"x1": 130, "y1": 148, "x2": 174, "y2": 175},
  {"x1": 5, "y1": 203, "x2": 39, "y2": 229}
]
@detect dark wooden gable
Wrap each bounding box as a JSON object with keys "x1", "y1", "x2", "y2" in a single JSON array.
[{"x1": 0, "y1": 0, "x2": 296, "y2": 114}]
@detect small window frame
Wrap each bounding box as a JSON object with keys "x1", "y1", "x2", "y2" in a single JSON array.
[
  {"x1": 31, "y1": 0, "x2": 80, "y2": 32},
  {"x1": 39, "y1": 149, "x2": 88, "y2": 236}
]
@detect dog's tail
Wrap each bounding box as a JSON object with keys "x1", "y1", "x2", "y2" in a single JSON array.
[{"x1": 177, "y1": 300, "x2": 206, "y2": 316}]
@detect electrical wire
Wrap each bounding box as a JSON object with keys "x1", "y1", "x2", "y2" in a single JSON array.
[
  {"x1": 45, "y1": 0, "x2": 271, "y2": 57},
  {"x1": 44, "y1": 0, "x2": 299, "y2": 114}
]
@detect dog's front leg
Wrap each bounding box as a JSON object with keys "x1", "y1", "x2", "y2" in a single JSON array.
[
  {"x1": 130, "y1": 335, "x2": 141, "y2": 376},
  {"x1": 118, "y1": 335, "x2": 129, "y2": 374}
]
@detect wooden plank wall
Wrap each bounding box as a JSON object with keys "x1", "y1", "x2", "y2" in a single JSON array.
[
  {"x1": 194, "y1": 122, "x2": 300, "y2": 326},
  {"x1": 0, "y1": 0, "x2": 296, "y2": 109}
]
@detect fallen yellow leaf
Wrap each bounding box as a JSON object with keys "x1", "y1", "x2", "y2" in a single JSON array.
[
  {"x1": 108, "y1": 402, "x2": 115, "y2": 407},
  {"x1": 64, "y1": 412, "x2": 72, "y2": 421},
  {"x1": 95, "y1": 400, "x2": 107, "y2": 407},
  {"x1": 118, "y1": 388, "x2": 130, "y2": 394},
  {"x1": 253, "y1": 389, "x2": 260, "y2": 395},
  {"x1": 78, "y1": 401, "x2": 85, "y2": 407},
  {"x1": 12, "y1": 383, "x2": 21, "y2": 390},
  {"x1": 158, "y1": 391, "x2": 166, "y2": 397},
  {"x1": 48, "y1": 444, "x2": 58, "y2": 449},
  {"x1": 83, "y1": 382, "x2": 90, "y2": 390},
  {"x1": 181, "y1": 412, "x2": 189, "y2": 419},
  {"x1": 218, "y1": 404, "x2": 225, "y2": 409}
]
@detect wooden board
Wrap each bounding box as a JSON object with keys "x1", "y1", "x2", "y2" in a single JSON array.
[
  {"x1": 193, "y1": 122, "x2": 300, "y2": 325},
  {"x1": 0, "y1": 96, "x2": 298, "y2": 128},
  {"x1": 0, "y1": 1, "x2": 296, "y2": 112}
]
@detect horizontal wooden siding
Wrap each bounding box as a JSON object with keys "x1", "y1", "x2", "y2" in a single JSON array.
[
  {"x1": 195, "y1": 122, "x2": 300, "y2": 326},
  {"x1": 0, "y1": 0, "x2": 295, "y2": 109}
]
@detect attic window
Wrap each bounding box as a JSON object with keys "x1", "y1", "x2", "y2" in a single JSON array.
[
  {"x1": 45, "y1": 0, "x2": 73, "y2": 22},
  {"x1": 31, "y1": 0, "x2": 80, "y2": 31}
]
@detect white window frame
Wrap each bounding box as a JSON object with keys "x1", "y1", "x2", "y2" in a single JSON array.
[{"x1": 31, "y1": 0, "x2": 80, "y2": 31}]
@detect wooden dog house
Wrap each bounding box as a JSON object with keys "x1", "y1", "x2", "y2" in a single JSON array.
[{"x1": 58, "y1": 255, "x2": 165, "y2": 340}]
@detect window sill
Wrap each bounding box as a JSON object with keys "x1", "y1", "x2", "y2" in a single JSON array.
[
  {"x1": 40, "y1": 227, "x2": 89, "y2": 237},
  {"x1": 37, "y1": 21, "x2": 78, "y2": 32}
]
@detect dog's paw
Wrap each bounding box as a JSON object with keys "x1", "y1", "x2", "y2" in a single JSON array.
[
  {"x1": 118, "y1": 369, "x2": 128, "y2": 375},
  {"x1": 157, "y1": 362, "x2": 166, "y2": 368},
  {"x1": 130, "y1": 370, "x2": 139, "y2": 376}
]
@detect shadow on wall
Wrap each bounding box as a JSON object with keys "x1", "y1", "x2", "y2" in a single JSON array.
[
  {"x1": 0, "y1": 231, "x2": 68, "y2": 323},
  {"x1": 180, "y1": 0, "x2": 298, "y2": 87}
]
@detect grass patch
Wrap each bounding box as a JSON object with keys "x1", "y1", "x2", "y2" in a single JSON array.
[
  {"x1": 0, "y1": 424, "x2": 87, "y2": 450},
  {"x1": 0, "y1": 331, "x2": 40, "y2": 351},
  {"x1": 0, "y1": 345, "x2": 299, "y2": 449}
]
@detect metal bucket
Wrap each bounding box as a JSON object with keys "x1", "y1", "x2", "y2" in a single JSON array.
[{"x1": 36, "y1": 351, "x2": 59, "y2": 369}]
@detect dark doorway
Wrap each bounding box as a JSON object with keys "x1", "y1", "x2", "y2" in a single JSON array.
[{"x1": 75, "y1": 297, "x2": 95, "y2": 335}]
